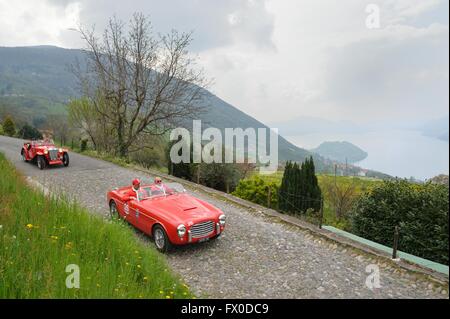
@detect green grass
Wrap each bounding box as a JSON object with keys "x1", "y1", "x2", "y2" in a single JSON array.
[
  {"x1": 0, "y1": 152, "x2": 191, "y2": 298},
  {"x1": 253, "y1": 171, "x2": 383, "y2": 230}
]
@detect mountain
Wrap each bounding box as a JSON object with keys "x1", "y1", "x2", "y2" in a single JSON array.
[
  {"x1": 420, "y1": 116, "x2": 449, "y2": 142},
  {"x1": 0, "y1": 45, "x2": 390, "y2": 177},
  {"x1": 310, "y1": 141, "x2": 368, "y2": 164}
]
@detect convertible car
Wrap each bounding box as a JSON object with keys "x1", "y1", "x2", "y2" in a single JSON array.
[
  {"x1": 21, "y1": 139, "x2": 69, "y2": 170},
  {"x1": 107, "y1": 182, "x2": 226, "y2": 252}
]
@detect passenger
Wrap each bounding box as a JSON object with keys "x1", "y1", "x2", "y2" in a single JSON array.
[{"x1": 153, "y1": 177, "x2": 168, "y2": 195}]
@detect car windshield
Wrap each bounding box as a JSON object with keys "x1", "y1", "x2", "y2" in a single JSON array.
[
  {"x1": 135, "y1": 182, "x2": 185, "y2": 201},
  {"x1": 33, "y1": 139, "x2": 55, "y2": 146}
]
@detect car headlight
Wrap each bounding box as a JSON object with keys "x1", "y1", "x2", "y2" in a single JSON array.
[
  {"x1": 219, "y1": 214, "x2": 226, "y2": 226},
  {"x1": 44, "y1": 149, "x2": 48, "y2": 154},
  {"x1": 177, "y1": 224, "x2": 186, "y2": 238}
]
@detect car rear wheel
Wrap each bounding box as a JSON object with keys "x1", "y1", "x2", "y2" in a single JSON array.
[
  {"x1": 153, "y1": 225, "x2": 171, "y2": 253},
  {"x1": 63, "y1": 153, "x2": 69, "y2": 167},
  {"x1": 37, "y1": 155, "x2": 46, "y2": 170},
  {"x1": 109, "y1": 201, "x2": 120, "y2": 220}
]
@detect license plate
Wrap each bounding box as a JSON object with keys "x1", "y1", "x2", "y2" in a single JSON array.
[{"x1": 198, "y1": 237, "x2": 210, "y2": 243}]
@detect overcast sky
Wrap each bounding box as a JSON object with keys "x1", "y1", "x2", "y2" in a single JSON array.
[{"x1": 0, "y1": 0, "x2": 448, "y2": 125}]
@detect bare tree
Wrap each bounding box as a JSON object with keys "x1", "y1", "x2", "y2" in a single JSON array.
[
  {"x1": 46, "y1": 114, "x2": 70, "y2": 146},
  {"x1": 322, "y1": 177, "x2": 358, "y2": 220},
  {"x1": 74, "y1": 13, "x2": 208, "y2": 157}
]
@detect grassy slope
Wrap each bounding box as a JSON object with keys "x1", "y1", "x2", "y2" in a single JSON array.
[{"x1": 0, "y1": 152, "x2": 191, "y2": 298}]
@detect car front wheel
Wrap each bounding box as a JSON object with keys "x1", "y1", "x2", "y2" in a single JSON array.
[
  {"x1": 37, "y1": 155, "x2": 46, "y2": 170},
  {"x1": 153, "y1": 225, "x2": 171, "y2": 253},
  {"x1": 63, "y1": 153, "x2": 69, "y2": 167}
]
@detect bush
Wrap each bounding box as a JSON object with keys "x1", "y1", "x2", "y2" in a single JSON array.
[
  {"x1": 351, "y1": 180, "x2": 449, "y2": 265},
  {"x1": 80, "y1": 139, "x2": 88, "y2": 152},
  {"x1": 233, "y1": 175, "x2": 279, "y2": 208},
  {"x1": 0, "y1": 124, "x2": 3, "y2": 135},
  {"x1": 2, "y1": 116, "x2": 15, "y2": 137},
  {"x1": 18, "y1": 123, "x2": 43, "y2": 140}
]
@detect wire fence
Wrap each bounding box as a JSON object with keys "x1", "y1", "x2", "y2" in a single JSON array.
[{"x1": 269, "y1": 188, "x2": 324, "y2": 228}]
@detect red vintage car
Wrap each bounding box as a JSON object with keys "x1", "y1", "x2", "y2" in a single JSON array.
[
  {"x1": 21, "y1": 139, "x2": 69, "y2": 170},
  {"x1": 107, "y1": 182, "x2": 226, "y2": 252}
]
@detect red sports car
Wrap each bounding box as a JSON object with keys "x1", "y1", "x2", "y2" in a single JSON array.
[
  {"x1": 21, "y1": 139, "x2": 69, "y2": 170},
  {"x1": 107, "y1": 182, "x2": 226, "y2": 252}
]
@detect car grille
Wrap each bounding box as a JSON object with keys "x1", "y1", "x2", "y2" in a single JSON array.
[
  {"x1": 190, "y1": 221, "x2": 215, "y2": 238},
  {"x1": 49, "y1": 149, "x2": 58, "y2": 161}
]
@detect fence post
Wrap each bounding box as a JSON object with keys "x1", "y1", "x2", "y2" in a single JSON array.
[
  {"x1": 267, "y1": 186, "x2": 272, "y2": 209},
  {"x1": 319, "y1": 196, "x2": 324, "y2": 229},
  {"x1": 392, "y1": 226, "x2": 399, "y2": 259},
  {"x1": 196, "y1": 164, "x2": 200, "y2": 184}
]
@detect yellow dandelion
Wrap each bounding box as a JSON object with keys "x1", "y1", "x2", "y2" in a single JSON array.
[
  {"x1": 143, "y1": 276, "x2": 148, "y2": 281},
  {"x1": 165, "y1": 295, "x2": 171, "y2": 299},
  {"x1": 159, "y1": 290, "x2": 163, "y2": 294},
  {"x1": 137, "y1": 264, "x2": 141, "y2": 269},
  {"x1": 125, "y1": 262, "x2": 130, "y2": 266},
  {"x1": 96, "y1": 283, "x2": 101, "y2": 287},
  {"x1": 50, "y1": 235, "x2": 58, "y2": 240},
  {"x1": 26, "y1": 224, "x2": 33, "y2": 229},
  {"x1": 170, "y1": 291, "x2": 174, "y2": 295}
]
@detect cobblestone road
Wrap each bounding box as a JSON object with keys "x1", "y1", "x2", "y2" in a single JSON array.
[{"x1": 1, "y1": 135, "x2": 448, "y2": 298}]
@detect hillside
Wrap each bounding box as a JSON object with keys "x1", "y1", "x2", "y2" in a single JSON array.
[
  {"x1": 0, "y1": 45, "x2": 389, "y2": 177},
  {"x1": 311, "y1": 141, "x2": 368, "y2": 164}
]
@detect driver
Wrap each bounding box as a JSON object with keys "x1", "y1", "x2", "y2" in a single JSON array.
[{"x1": 124, "y1": 178, "x2": 142, "y2": 200}]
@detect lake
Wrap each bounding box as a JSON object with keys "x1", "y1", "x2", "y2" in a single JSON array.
[{"x1": 286, "y1": 129, "x2": 449, "y2": 181}]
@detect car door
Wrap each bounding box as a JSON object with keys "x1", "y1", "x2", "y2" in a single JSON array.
[
  {"x1": 126, "y1": 199, "x2": 142, "y2": 229},
  {"x1": 26, "y1": 143, "x2": 34, "y2": 160},
  {"x1": 136, "y1": 204, "x2": 157, "y2": 235}
]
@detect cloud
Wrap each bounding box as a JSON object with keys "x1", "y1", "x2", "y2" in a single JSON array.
[
  {"x1": 0, "y1": 0, "x2": 448, "y2": 126},
  {"x1": 315, "y1": 23, "x2": 449, "y2": 122},
  {"x1": 0, "y1": 0, "x2": 81, "y2": 47}
]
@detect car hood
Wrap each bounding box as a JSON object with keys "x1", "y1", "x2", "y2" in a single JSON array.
[{"x1": 138, "y1": 193, "x2": 220, "y2": 223}]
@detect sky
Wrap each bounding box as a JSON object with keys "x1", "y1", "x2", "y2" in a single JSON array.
[{"x1": 0, "y1": 0, "x2": 448, "y2": 126}]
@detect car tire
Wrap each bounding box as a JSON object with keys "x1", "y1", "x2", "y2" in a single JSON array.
[
  {"x1": 109, "y1": 201, "x2": 120, "y2": 220},
  {"x1": 21, "y1": 150, "x2": 28, "y2": 162},
  {"x1": 37, "y1": 155, "x2": 46, "y2": 170},
  {"x1": 153, "y1": 225, "x2": 171, "y2": 253},
  {"x1": 63, "y1": 153, "x2": 69, "y2": 167}
]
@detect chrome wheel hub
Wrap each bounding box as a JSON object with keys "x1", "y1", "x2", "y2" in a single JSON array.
[{"x1": 154, "y1": 229, "x2": 165, "y2": 249}]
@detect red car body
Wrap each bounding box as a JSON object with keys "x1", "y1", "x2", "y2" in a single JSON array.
[
  {"x1": 107, "y1": 182, "x2": 226, "y2": 252},
  {"x1": 21, "y1": 140, "x2": 69, "y2": 169}
]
